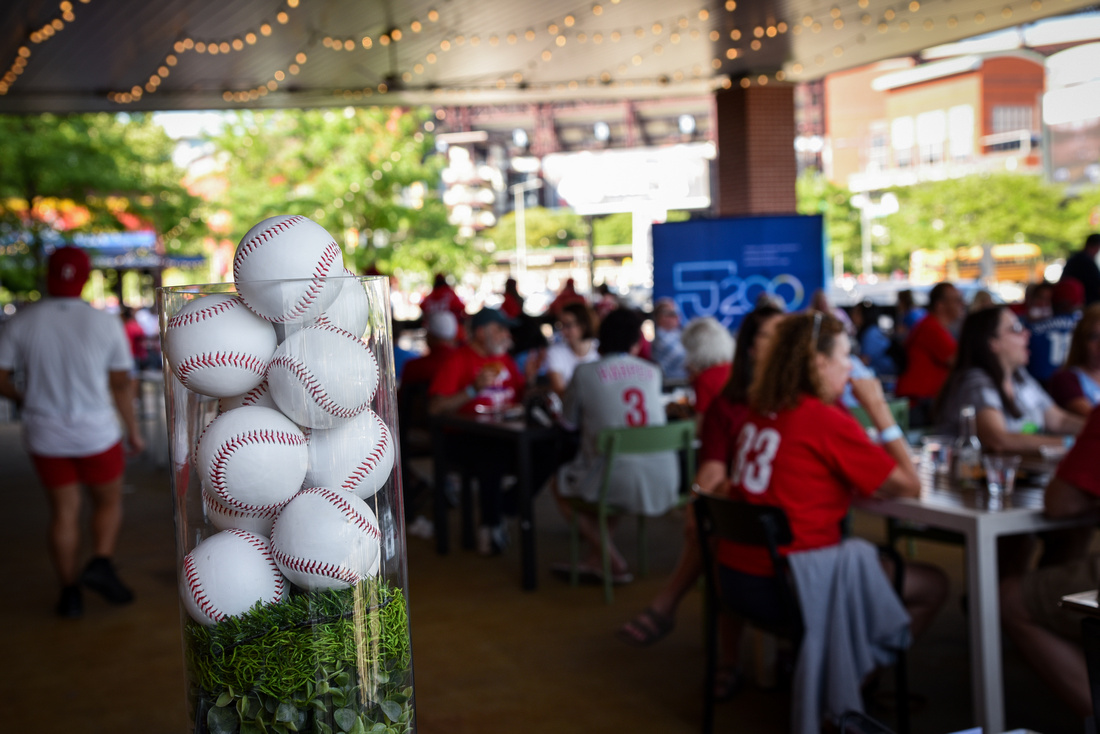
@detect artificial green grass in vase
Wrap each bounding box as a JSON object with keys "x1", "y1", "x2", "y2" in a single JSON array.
[{"x1": 184, "y1": 579, "x2": 413, "y2": 734}]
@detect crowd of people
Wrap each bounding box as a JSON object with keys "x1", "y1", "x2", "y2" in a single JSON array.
[
  {"x1": 404, "y1": 232, "x2": 1100, "y2": 728},
  {"x1": 6, "y1": 235, "x2": 1100, "y2": 729}
]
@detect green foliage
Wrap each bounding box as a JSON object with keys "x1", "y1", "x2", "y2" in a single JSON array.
[
  {"x1": 0, "y1": 112, "x2": 199, "y2": 295},
  {"x1": 480, "y1": 206, "x2": 587, "y2": 251},
  {"x1": 186, "y1": 581, "x2": 413, "y2": 734},
  {"x1": 796, "y1": 170, "x2": 860, "y2": 271},
  {"x1": 881, "y1": 173, "x2": 1073, "y2": 266},
  {"x1": 205, "y1": 107, "x2": 469, "y2": 278}
]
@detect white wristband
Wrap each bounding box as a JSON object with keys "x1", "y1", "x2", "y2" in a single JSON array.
[{"x1": 878, "y1": 424, "x2": 904, "y2": 444}]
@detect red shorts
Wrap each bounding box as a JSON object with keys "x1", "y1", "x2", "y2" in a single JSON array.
[{"x1": 31, "y1": 443, "x2": 125, "y2": 488}]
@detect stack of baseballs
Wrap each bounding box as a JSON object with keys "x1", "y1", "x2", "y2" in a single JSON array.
[{"x1": 165, "y1": 215, "x2": 396, "y2": 627}]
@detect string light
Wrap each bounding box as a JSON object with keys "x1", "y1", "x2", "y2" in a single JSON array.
[
  {"x1": 107, "y1": 0, "x2": 304, "y2": 105},
  {"x1": 30, "y1": 0, "x2": 1057, "y2": 107}
]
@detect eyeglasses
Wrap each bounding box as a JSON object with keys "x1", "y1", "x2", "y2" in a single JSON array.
[{"x1": 1000, "y1": 321, "x2": 1026, "y2": 336}]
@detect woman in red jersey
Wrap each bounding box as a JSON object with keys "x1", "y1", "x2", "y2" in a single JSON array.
[{"x1": 721, "y1": 311, "x2": 947, "y2": 640}]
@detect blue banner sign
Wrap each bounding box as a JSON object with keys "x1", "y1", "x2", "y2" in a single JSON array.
[{"x1": 652, "y1": 214, "x2": 825, "y2": 331}]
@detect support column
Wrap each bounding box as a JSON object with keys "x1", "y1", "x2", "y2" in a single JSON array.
[{"x1": 714, "y1": 85, "x2": 797, "y2": 216}]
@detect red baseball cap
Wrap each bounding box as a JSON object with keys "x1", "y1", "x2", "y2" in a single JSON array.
[
  {"x1": 47, "y1": 246, "x2": 91, "y2": 297},
  {"x1": 1054, "y1": 277, "x2": 1085, "y2": 311}
]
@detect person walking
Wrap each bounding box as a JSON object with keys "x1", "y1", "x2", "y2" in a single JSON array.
[{"x1": 0, "y1": 247, "x2": 144, "y2": 618}]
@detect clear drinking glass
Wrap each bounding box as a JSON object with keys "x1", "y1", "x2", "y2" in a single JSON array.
[
  {"x1": 158, "y1": 276, "x2": 415, "y2": 734},
  {"x1": 982, "y1": 454, "x2": 1022, "y2": 499}
]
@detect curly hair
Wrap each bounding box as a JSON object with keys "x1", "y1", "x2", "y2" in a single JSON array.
[
  {"x1": 681, "y1": 317, "x2": 735, "y2": 372},
  {"x1": 1064, "y1": 303, "x2": 1100, "y2": 370},
  {"x1": 749, "y1": 311, "x2": 844, "y2": 414}
]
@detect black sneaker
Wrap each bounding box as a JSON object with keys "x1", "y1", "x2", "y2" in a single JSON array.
[
  {"x1": 80, "y1": 557, "x2": 134, "y2": 604},
  {"x1": 56, "y1": 585, "x2": 83, "y2": 619}
]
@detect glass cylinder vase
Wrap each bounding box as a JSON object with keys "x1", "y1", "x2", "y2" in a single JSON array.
[{"x1": 157, "y1": 276, "x2": 415, "y2": 734}]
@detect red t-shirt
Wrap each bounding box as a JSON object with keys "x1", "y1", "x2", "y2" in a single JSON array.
[
  {"x1": 699, "y1": 395, "x2": 750, "y2": 466},
  {"x1": 693, "y1": 364, "x2": 732, "y2": 417},
  {"x1": 1055, "y1": 405, "x2": 1100, "y2": 496},
  {"x1": 429, "y1": 345, "x2": 525, "y2": 415},
  {"x1": 400, "y1": 344, "x2": 456, "y2": 388},
  {"x1": 896, "y1": 315, "x2": 956, "y2": 400},
  {"x1": 720, "y1": 397, "x2": 895, "y2": 575},
  {"x1": 421, "y1": 285, "x2": 466, "y2": 323}
]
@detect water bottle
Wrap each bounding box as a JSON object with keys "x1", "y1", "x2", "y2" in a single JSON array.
[{"x1": 953, "y1": 404, "x2": 983, "y2": 488}]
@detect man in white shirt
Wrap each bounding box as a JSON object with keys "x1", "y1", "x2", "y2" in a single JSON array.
[{"x1": 0, "y1": 247, "x2": 144, "y2": 618}]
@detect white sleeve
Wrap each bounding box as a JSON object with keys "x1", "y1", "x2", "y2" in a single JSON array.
[{"x1": 105, "y1": 317, "x2": 136, "y2": 372}]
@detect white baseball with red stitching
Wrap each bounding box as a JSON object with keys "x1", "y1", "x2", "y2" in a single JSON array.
[
  {"x1": 270, "y1": 487, "x2": 382, "y2": 591},
  {"x1": 233, "y1": 215, "x2": 344, "y2": 324},
  {"x1": 164, "y1": 293, "x2": 277, "y2": 398},
  {"x1": 180, "y1": 528, "x2": 287, "y2": 626},
  {"x1": 305, "y1": 409, "x2": 394, "y2": 500},
  {"x1": 314, "y1": 270, "x2": 371, "y2": 339},
  {"x1": 196, "y1": 406, "x2": 308, "y2": 515},
  {"x1": 218, "y1": 378, "x2": 277, "y2": 413},
  {"x1": 202, "y1": 489, "x2": 277, "y2": 537},
  {"x1": 267, "y1": 321, "x2": 379, "y2": 429}
]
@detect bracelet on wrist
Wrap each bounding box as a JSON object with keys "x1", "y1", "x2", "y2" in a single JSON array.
[
  {"x1": 465, "y1": 385, "x2": 477, "y2": 399},
  {"x1": 1063, "y1": 435, "x2": 1076, "y2": 449},
  {"x1": 878, "y1": 424, "x2": 904, "y2": 444}
]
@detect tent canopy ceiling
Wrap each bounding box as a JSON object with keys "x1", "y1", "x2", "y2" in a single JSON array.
[{"x1": 0, "y1": 0, "x2": 1094, "y2": 114}]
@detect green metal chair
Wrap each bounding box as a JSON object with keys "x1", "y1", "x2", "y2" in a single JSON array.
[
  {"x1": 568, "y1": 420, "x2": 696, "y2": 603},
  {"x1": 847, "y1": 397, "x2": 910, "y2": 437}
]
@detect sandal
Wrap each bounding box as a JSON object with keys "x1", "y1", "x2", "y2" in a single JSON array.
[
  {"x1": 714, "y1": 666, "x2": 743, "y2": 702},
  {"x1": 616, "y1": 607, "x2": 675, "y2": 647}
]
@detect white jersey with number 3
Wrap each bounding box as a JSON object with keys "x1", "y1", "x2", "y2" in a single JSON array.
[{"x1": 557, "y1": 353, "x2": 678, "y2": 515}]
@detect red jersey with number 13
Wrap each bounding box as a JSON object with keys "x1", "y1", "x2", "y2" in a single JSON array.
[{"x1": 720, "y1": 396, "x2": 895, "y2": 576}]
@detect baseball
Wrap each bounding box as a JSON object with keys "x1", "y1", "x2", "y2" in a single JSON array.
[
  {"x1": 218, "y1": 379, "x2": 277, "y2": 413},
  {"x1": 270, "y1": 487, "x2": 382, "y2": 591},
  {"x1": 164, "y1": 293, "x2": 277, "y2": 398},
  {"x1": 305, "y1": 409, "x2": 394, "y2": 500},
  {"x1": 315, "y1": 270, "x2": 371, "y2": 339},
  {"x1": 233, "y1": 215, "x2": 344, "y2": 324},
  {"x1": 267, "y1": 321, "x2": 379, "y2": 428},
  {"x1": 196, "y1": 406, "x2": 308, "y2": 515},
  {"x1": 180, "y1": 528, "x2": 287, "y2": 626},
  {"x1": 202, "y1": 489, "x2": 276, "y2": 537}
]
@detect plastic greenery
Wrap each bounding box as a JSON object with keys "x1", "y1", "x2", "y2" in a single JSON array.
[{"x1": 184, "y1": 579, "x2": 413, "y2": 734}]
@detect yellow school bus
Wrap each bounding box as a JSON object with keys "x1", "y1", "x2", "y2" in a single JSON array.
[{"x1": 909, "y1": 243, "x2": 1045, "y2": 284}]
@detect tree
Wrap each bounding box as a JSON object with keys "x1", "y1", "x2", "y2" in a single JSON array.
[
  {"x1": 480, "y1": 206, "x2": 587, "y2": 252},
  {"x1": 0, "y1": 113, "x2": 199, "y2": 296},
  {"x1": 881, "y1": 173, "x2": 1072, "y2": 268},
  {"x1": 796, "y1": 170, "x2": 861, "y2": 274},
  {"x1": 205, "y1": 107, "x2": 467, "y2": 277}
]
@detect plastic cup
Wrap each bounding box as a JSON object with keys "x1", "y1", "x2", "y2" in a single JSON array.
[{"x1": 982, "y1": 454, "x2": 1022, "y2": 498}]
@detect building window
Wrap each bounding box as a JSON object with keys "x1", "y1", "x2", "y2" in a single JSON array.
[
  {"x1": 948, "y1": 105, "x2": 974, "y2": 160},
  {"x1": 992, "y1": 106, "x2": 1033, "y2": 134},
  {"x1": 867, "y1": 125, "x2": 889, "y2": 172},
  {"x1": 891, "y1": 116, "x2": 914, "y2": 168},
  {"x1": 917, "y1": 110, "x2": 946, "y2": 165}
]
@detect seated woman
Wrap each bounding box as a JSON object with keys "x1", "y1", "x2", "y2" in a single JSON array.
[
  {"x1": 719, "y1": 312, "x2": 948, "y2": 708},
  {"x1": 1048, "y1": 303, "x2": 1100, "y2": 417},
  {"x1": 679, "y1": 316, "x2": 735, "y2": 426},
  {"x1": 936, "y1": 306, "x2": 1084, "y2": 453},
  {"x1": 551, "y1": 309, "x2": 678, "y2": 583},
  {"x1": 545, "y1": 302, "x2": 600, "y2": 397},
  {"x1": 617, "y1": 305, "x2": 782, "y2": 699}
]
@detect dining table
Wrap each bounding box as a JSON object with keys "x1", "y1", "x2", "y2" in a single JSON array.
[
  {"x1": 854, "y1": 460, "x2": 1100, "y2": 734},
  {"x1": 430, "y1": 408, "x2": 561, "y2": 591}
]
